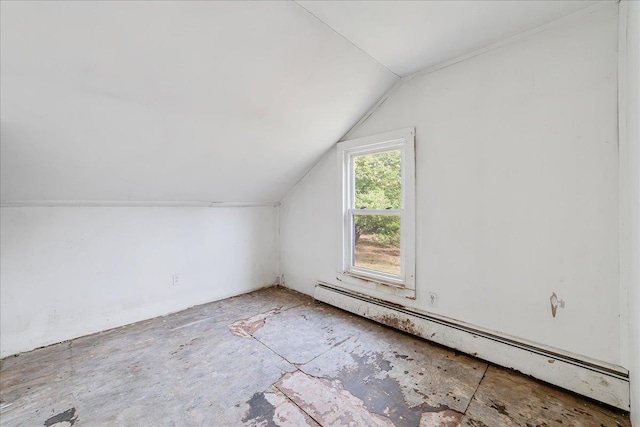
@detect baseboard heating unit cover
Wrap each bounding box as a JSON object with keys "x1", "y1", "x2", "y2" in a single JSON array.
[{"x1": 314, "y1": 282, "x2": 630, "y2": 410}]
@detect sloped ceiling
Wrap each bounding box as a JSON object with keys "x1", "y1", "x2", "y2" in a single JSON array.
[
  {"x1": 297, "y1": 1, "x2": 602, "y2": 77},
  {"x1": 0, "y1": 1, "x2": 397, "y2": 204},
  {"x1": 1, "y1": 1, "x2": 601, "y2": 205}
]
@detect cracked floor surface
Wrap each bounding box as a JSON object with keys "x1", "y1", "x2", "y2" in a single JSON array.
[{"x1": 0, "y1": 286, "x2": 631, "y2": 426}]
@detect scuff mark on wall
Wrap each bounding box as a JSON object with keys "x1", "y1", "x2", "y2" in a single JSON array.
[{"x1": 549, "y1": 293, "x2": 566, "y2": 318}]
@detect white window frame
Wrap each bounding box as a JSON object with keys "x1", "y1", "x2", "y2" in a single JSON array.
[{"x1": 336, "y1": 127, "x2": 416, "y2": 299}]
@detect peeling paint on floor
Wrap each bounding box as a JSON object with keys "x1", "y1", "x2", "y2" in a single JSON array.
[
  {"x1": 419, "y1": 409, "x2": 463, "y2": 427},
  {"x1": 307, "y1": 349, "x2": 471, "y2": 426},
  {"x1": 229, "y1": 308, "x2": 282, "y2": 338},
  {"x1": 275, "y1": 371, "x2": 394, "y2": 427},
  {"x1": 0, "y1": 287, "x2": 631, "y2": 427},
  {"x1": 43, "y1": 407, "x2": 78, "y2": 427},
  {"x1": 460, "y1": 366, "x2": 630, "y2": 427},
  {"x1": 243, "y1": 387, "x2": 319, "y2": 427}
]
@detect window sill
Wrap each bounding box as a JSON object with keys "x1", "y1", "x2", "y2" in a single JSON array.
[{"x1": 336, "y1": 271, "x2": 416, "y2": 300}]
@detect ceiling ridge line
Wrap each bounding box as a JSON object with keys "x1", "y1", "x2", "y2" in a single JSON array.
[{"x1": 291, "y1": 0, "x2": 400, "y2": 78}]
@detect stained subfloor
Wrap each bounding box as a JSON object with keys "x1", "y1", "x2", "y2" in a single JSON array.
[{"x1": 0, "y1": 286, "x2": 631, "y2": 427}]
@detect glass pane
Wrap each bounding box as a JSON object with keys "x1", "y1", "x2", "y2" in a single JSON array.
[
  {"x1": 354, "y1": 150, "x2": 401, "y2": 209},
  {"x1": 353, "y1": 214, "x2": 401, "y2": 276}
]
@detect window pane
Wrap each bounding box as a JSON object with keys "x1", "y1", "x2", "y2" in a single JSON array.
[
  {"x1": 354, "y1": 150, "x2": 401, "y2": 209},
  {"x1": 353, "y1": 214, "x2": 400, "y2": 276}
]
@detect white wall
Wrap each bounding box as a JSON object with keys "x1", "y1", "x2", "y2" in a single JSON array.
[
  {"x1": 0, "y1": 206, "x2": 278, "y2": 357},
  {"x1": 623, "y1": 0, "x2": 640, "y2": 423},
  {"x1": 280, "y1": 4, "x2": 622, "y2": 367}
]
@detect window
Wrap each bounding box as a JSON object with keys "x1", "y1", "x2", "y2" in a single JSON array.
[{"x1": 337, "y1": 128, "x2": 416, "y2": 299}]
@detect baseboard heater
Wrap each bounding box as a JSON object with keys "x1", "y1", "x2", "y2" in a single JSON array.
[{"x1": 314, "y1": 282, "x2": 630, "y2": 411}]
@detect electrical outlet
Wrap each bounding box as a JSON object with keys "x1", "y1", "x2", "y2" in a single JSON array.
[
  {"x1": 428, "y1": 292, "x2": 437, "y2": 307},
  {"x1": 173, "y1": 274, "x2": 180, "y2": 286}
]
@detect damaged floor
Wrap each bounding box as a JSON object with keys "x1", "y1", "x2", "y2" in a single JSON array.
[{"x1": 0, "y1": 287, "x2": 631, "y2": 427}]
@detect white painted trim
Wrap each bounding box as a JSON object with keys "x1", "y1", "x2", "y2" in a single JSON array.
[
  {"x1": 317, "y1": 283, "x2": 626, "y2": 375},
  {"x1": 618, "y1": 0, "x2": 631, "y2": 371},
  {"x1": 315, "y1": 282, "x2": 631, "y2": 411},
  {"x1": 208, "y1": 201, "x2": 277, "y2": 208},
  {"x1": 336, "y1": 128, "x2": 416, "y2": 298},
  {"x1": 0, "y1": 200, "x2": 278, "y2": 208}
]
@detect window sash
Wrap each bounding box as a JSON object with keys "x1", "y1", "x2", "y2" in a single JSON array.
[
  {"x1": 337, "y1": 127, "x2": 415, "y2": 297},
  {"x1": 348, "y1": 209, "x2": 404, "y2": 284},
  {"x1": 347, "y1": 208, "x2": 402, "y2": 216},
  {"x1": 346, "y1": 146, "x2": 405, "y2": 285},
  {"x1": 349, "y1": 148, "x2": 404, "y2": 211}
]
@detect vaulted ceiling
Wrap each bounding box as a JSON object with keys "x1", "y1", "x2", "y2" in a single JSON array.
[
  {"x1": 296, "y1": 1, "x2": 602, "y2": 77},
  {"x1": 0, "y1": 1, "x2": 599, "y2": 205}
]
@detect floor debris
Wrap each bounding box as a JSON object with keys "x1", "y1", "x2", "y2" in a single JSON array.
[
  {"x1": 0, "y1": 287, "x2": 631, "y2": 426},
  {"x1": 229, "y1": 308, "x2": 282, "y2": 338},
  {"x1": 275, "y1": 371, "x2": 394, "y2": 427}
]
